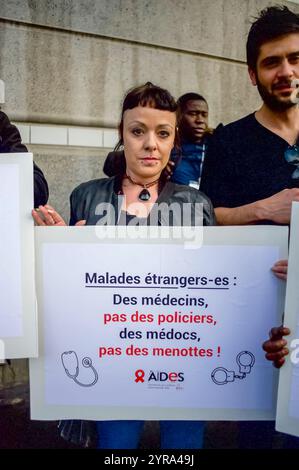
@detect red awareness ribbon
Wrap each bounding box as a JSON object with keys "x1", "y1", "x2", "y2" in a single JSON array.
[{"x1": 135, "y1": 369, "x2": 145, "y2": 383}]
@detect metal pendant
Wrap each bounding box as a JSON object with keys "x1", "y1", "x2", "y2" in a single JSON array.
[{"x1": 138, "y1": 188, "x2": 151, "y2": 201}]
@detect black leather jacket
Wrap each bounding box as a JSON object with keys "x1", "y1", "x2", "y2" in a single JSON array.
[
  {"x1": 0, "y1": 111, "x2": 49, "y2": 206},
  {"x1": 70, "y1": 176, "x2": 216, "y2": 226}
]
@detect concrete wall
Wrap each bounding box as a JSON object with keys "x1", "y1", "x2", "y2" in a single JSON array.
[
  {"x1": 0, "y1": 0, "x2": 269, "y2": 127},
  {"x1": 0, "y1": 0, "x2": 298, "y2": 128},
  {"x1": 0, "y1": 0, "x2": 297, "y2": 219},
  {"x1": 0, "y1": 7, "x2": 253, "y2": 128},
  {"x1": 0, "y1": 0, "x2": 298, "y2": 382}
]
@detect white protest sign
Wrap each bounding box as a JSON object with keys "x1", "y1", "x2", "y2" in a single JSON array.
[
  {"x1": 30, "y1": 225, "x2": 287, "y2": 420},
  {"x1": 276, "y1": 202, "x2": 299, "y2": 438},
  {"x1": 0, "y1": 153, "x2": 37, "y2": 358}
]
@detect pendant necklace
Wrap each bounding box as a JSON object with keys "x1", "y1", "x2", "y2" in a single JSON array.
[{"x1": 124, "y1": 174, "x2": 159, "y2": 201}]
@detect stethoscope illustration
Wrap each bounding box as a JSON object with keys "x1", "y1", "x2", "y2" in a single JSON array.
[
  {"x1": 61, "y1": 351, "x2": 98, "y2": 387},
  {"x1": 211, "y1": 351, "x2": 255, "y2": 385}
]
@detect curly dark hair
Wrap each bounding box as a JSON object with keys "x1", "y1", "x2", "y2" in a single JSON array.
[{"x1": 246, "y1": 5, "x2": 299, "y2": 71}]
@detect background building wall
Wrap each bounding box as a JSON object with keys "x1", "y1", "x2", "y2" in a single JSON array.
[
  {"x1": 0, "y1": 0, "x2": 298, "y2": 221},
  {"x1": 0, "y1": 0, "x2": 298, "y2": 222}
]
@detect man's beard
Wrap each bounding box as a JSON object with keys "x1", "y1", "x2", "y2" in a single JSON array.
[{"x1": 256, "y1": 78, "x2": 296, "y2": 112}]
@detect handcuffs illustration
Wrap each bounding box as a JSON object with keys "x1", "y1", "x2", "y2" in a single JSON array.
[
  {"x1": 211, "y1": 351, "x2": 255, "y2": 385},
  {"x1": 61, "y1": 351, "x2": 98, "y2": 387}
]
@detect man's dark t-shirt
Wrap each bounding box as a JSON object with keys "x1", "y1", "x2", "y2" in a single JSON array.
[{"x1": 200, "y1": 113, "x2": 299, "y2": 208}]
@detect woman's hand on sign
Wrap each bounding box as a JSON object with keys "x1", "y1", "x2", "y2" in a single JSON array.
[
  {"x1": 271, "y1": 259, "x2": 288, "y2": 281},
  {"x1": 262, "y1": 325, "x2": 291, "y2": 368},
  {"x1": 32, "y1": 204, "x2": 86, "y2": 227},
  {"x1": 32, "y1": 205, "x2": 67, "y2": 226}
]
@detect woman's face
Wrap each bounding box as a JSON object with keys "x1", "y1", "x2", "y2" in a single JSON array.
[{"x1": 122, "y1": 105, "x2": 176, "y2": 182}]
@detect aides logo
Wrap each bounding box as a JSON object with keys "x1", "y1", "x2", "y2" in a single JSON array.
[
  {"x1": 134, "y1": 369, "x2": 184, "y2": 384},
  {"x1": 149, "y1": 370, "x2": 184, "y2": 383}
]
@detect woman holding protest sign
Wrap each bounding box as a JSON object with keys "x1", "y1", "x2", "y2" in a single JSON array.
[{"x1": 32, "y1": 82, "x2": 215, "y2": 449}]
